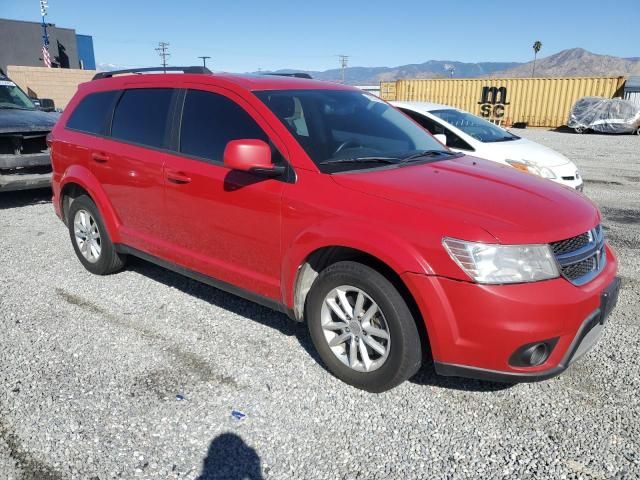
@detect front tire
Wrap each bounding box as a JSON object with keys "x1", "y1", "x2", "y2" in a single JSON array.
[
  {"x1": 306, "y1": 261, "x2": 422, "y2": 392},
  {"x1": 67, "y1": 195, "x2": 126, "y2": 275}
]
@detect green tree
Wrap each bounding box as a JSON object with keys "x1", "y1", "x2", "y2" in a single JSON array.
[{"x1": 532, "y1": 41, "x2": 543, "y2": 77}]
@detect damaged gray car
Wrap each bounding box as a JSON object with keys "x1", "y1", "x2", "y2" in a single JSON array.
[{"x1": 0, "y1": 73, "x2": 59, "y2": 192}]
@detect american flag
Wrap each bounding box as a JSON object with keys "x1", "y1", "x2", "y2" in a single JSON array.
[{"x1": 42, "y1": 45, "x2": 52, "y2": 68}]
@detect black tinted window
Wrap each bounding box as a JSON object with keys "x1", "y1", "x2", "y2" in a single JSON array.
[
  {"x1": 180, "y1": 89, "x2": 267, "y2": 162},
  {"x1": 66, "y1": 90, "x2": 119, "y2": 134},
  {"x1": 111, "y1": 88, "x2": 173, "y2": 148},
  {"x1": 403, "y1": 109, "x2": 474, "y2": 151}
]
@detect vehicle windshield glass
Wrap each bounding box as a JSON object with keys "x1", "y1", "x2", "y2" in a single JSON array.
[
  {"x1": 255, "y1": 89, "x2": 447, "y2": 172},
  {"x1": 430, "y1": 109, "x2": 519, "y2": 143},
  {"x1": 0, "y1": 80, "x2": 36, "y2": 110}
]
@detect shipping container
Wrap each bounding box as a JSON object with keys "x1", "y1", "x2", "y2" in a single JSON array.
[{"x1": 380, "y1": 77, "x2": 625, "y2": 128}]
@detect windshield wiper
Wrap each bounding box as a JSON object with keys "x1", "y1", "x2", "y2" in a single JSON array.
[
  {"x1": 486, "y1": 136, "x2": 518, "y2": 143},
  {"x1": 319, "y1": 156, "x2": 401, "y2": 165},
  {"x1": 399, "y1": 150, "x2": 459, "y2": 162}
]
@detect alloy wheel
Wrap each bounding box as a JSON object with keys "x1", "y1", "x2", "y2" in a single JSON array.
[
  {"x1": 320, "y1": 285, "x2": 391, "y2": 372},
  {"x1": 73, "y1": 209, "x2": 101, "y2": 263}
]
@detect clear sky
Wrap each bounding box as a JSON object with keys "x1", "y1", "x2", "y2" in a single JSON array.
[{"x1": 2, "y1": 0, "x2": 639, "y2": 72}]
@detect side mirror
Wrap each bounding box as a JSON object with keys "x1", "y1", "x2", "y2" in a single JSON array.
[
  {"x1": 224, "y1": 139, "x2": 285, "y2": 178},
  {"x1": 31, "y1": 98, "x2": 55, "y2": 112},
  {"x1": 434, "y1": 133, "x2": 447, "y2": 145}
]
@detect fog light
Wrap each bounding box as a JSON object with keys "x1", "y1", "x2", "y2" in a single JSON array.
[
  {"x1": 527, "y1": 343, "x2": 548, "y2": 366},
  {"x1": 509, "y1": 338, "x2": 558, "y2": 367}
]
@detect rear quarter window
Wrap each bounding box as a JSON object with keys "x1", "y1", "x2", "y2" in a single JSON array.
[
  {"x1": 111, "y1": 88, "x2": 174, "y2": 149},
  {"x1": 66, "y1": 90, "x2": 120, "y2": 135}
]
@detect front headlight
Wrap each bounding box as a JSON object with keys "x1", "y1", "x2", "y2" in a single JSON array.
[
  {"x1": 506, "y1": 159, "x2": 557, "y2": 179},
  {"x1": 442, "y1": 238, "x2": 560, "y2": 284}
]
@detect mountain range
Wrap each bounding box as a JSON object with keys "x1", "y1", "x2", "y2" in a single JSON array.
[{"x1": 265, "y1": 48, "x2": 640, "y2": 84}]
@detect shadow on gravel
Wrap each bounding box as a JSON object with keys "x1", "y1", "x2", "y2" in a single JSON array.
[
  {"x1": 600, "y1": 206, "x2": 640, "y2": 225},
  {"x1": 410, "y1": 362, "x2": 512, "y2": 392},
  {"x1": 0, "y1": 188, "x2": 52, "y2": 210},
  {"x1": 550, "y1": 125, "x2": 576, "y2": 133},
  {"x1": 126, "y1": 257, "x2": 323, "y2": 364},
  {"x1": 197, "y1": 433, "x2": 263, "y2": 480},
  {"x1": 128, "y1": 257, "x2": 513, "y2": 393}
]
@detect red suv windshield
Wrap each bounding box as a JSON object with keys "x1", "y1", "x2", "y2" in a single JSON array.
[{"x1": 255, "y1": 89, "x2": 444, "y2": 171}]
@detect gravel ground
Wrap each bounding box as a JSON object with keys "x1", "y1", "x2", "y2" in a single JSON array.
[{"x1": 0, "y1": 129, "x2": 639, "y2": 480}]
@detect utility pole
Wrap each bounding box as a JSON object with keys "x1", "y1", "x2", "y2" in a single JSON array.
[
  {"x1": 338, "y1": 54, "x2": 349, "y2": 83},
  {"x1": 155, "y1": 42, "x2": 170, "y2": 72},
  {"x1": 198, "y1": 56, "x2": 211, "y2": 68}
]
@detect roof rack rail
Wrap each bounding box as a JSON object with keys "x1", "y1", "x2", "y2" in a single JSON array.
[
  {"x1": 92, "y1": 66, "x2": 212, "y2": 80},
  {"x1": 263, "y1": 72, "x2": 312, "y2": 79}
]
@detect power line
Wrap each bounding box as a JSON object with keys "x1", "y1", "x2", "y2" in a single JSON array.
[
  {"x1": 338, "y1": 54, "x2": 349, "y2": 83},
  {"x1": 198, "y1": 56, "x2": 211, "y2": 68},
  {"x1": 155, "y1": 42, "x2": 170, "y2": 72}
]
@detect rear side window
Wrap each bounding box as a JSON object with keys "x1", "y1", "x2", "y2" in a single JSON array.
[
  {"x1": 179, "y1": 89, "x2": 268, "y2": 163},
  {"x1": 66, "y1": 90, "x2": 119, "y2": 135},
  {"x1": 111, "y1": 88, "x2": 174, "y2": 148}
]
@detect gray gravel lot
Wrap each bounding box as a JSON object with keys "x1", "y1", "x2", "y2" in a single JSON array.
[{"x1": 1, "y1": 129, "x2": 639, "y2": 480}]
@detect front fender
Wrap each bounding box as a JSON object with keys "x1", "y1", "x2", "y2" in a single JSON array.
[
  {"x1": 60, "y1": 164, "x2": 122, "y2": 243},
  {"x1": 281, "y1": 217, "x2": 434, "y2": 308}
]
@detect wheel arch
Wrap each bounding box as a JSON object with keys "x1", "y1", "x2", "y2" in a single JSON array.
[
  {"x1": 289, "y1": 245, "x2": 431, "y2": 358},
  {"x1": 59, "y1": 165, "x2": 121, "y2": 242}
]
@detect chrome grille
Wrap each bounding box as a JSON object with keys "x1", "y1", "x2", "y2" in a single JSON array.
[{"x1": 551, "y1": 225, "x2": 606, "y2": 286}]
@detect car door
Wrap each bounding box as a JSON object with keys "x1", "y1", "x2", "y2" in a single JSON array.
[
  {"x1": 91, "y1": 87, "x2": 176, "y2": 253},
  {"x1": 161, "y1": 87, "x2": 287, "y2": 301}
]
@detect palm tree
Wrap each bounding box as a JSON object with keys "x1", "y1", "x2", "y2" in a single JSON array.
[{"x1": 532, "y1": 41, "x2": 542, "y2": 77}]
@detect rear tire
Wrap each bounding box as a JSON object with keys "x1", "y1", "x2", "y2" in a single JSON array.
[
  {"x1": 306, "y1": 261, "x2": 422, "y2": 392},
  {"x1": 67, "y1": 195, "x2": 126, "y2": 275}
]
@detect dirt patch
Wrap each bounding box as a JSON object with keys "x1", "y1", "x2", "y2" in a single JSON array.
[
  {"x1": 620, "y1": 275, "x2": 640, "y2": 289},
  {"x1": 604, "y1": 230, "x2": 640, "y2": 250},
  {"x1": 601, "y1": 207, "x2": 640, "y2": 225},
  {"x1": 0, "y1": 420, "x2": 63, "y2": 480},
  {"x1": 586, "y1": 179, "x2": 623, "y2": 186},
  {"x1": 55, "y1": 288, "x2": 239, "y2": 398},
  {"x1": 56, "y1": 288, "x2": 106, "y2": 315},
  {"x1": 55, "y1": 287, "x2": 165, "y2": 342},
  {"x1": 132, "y1": 346, "x2": 238, "y2": 399}
]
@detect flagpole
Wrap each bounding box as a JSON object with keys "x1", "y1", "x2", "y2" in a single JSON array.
[{"x1": 39, "y1": 0, "x2": 51, "y2": 68}]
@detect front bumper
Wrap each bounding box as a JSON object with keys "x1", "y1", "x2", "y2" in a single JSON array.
[
  {"x1": 547, "y1": 161, "x2": 583, "y2": 190},
  {"x1": 0, "y1": 152, "x2": 52, "y2": 192},
  {"x1": 0, "y1": 170, "x2": 51, "y2": 192},
  {"x1": 402, "y1": 244, "x2": 618, "y2": 382}
]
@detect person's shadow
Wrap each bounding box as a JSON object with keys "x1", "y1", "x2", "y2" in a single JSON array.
[{"x1": 198, "y1": 433, "x2": 263, "y2": 480}]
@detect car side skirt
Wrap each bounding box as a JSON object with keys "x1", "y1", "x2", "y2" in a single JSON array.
[{"x1": 115, "y1": 244, "x2": 296, "y2": 320}]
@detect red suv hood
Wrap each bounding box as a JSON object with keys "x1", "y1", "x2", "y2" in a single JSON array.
[{"x1": 331, "y1": 156, "x2": 599, "y2": 245}]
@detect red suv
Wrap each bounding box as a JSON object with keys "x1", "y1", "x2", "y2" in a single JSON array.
[{"x1": 50, "y1": 67, "x2": 620, "y2": 392}]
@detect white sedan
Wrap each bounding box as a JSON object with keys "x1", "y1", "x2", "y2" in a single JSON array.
[{"x1": 392, "y1": 101, "x2": 583, "y2": 191}]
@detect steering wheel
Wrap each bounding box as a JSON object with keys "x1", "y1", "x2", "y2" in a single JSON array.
[{"x1": 333, "y1": 139, "x2": 362, "y2": 156}]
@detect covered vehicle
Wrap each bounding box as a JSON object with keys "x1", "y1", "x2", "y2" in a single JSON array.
[
  {"x1": 0, "y1": 74, "x2": 59, "y2": 192},
  {"x1": 568, "y1": 96, "x2": 640, "y2": 134}
]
